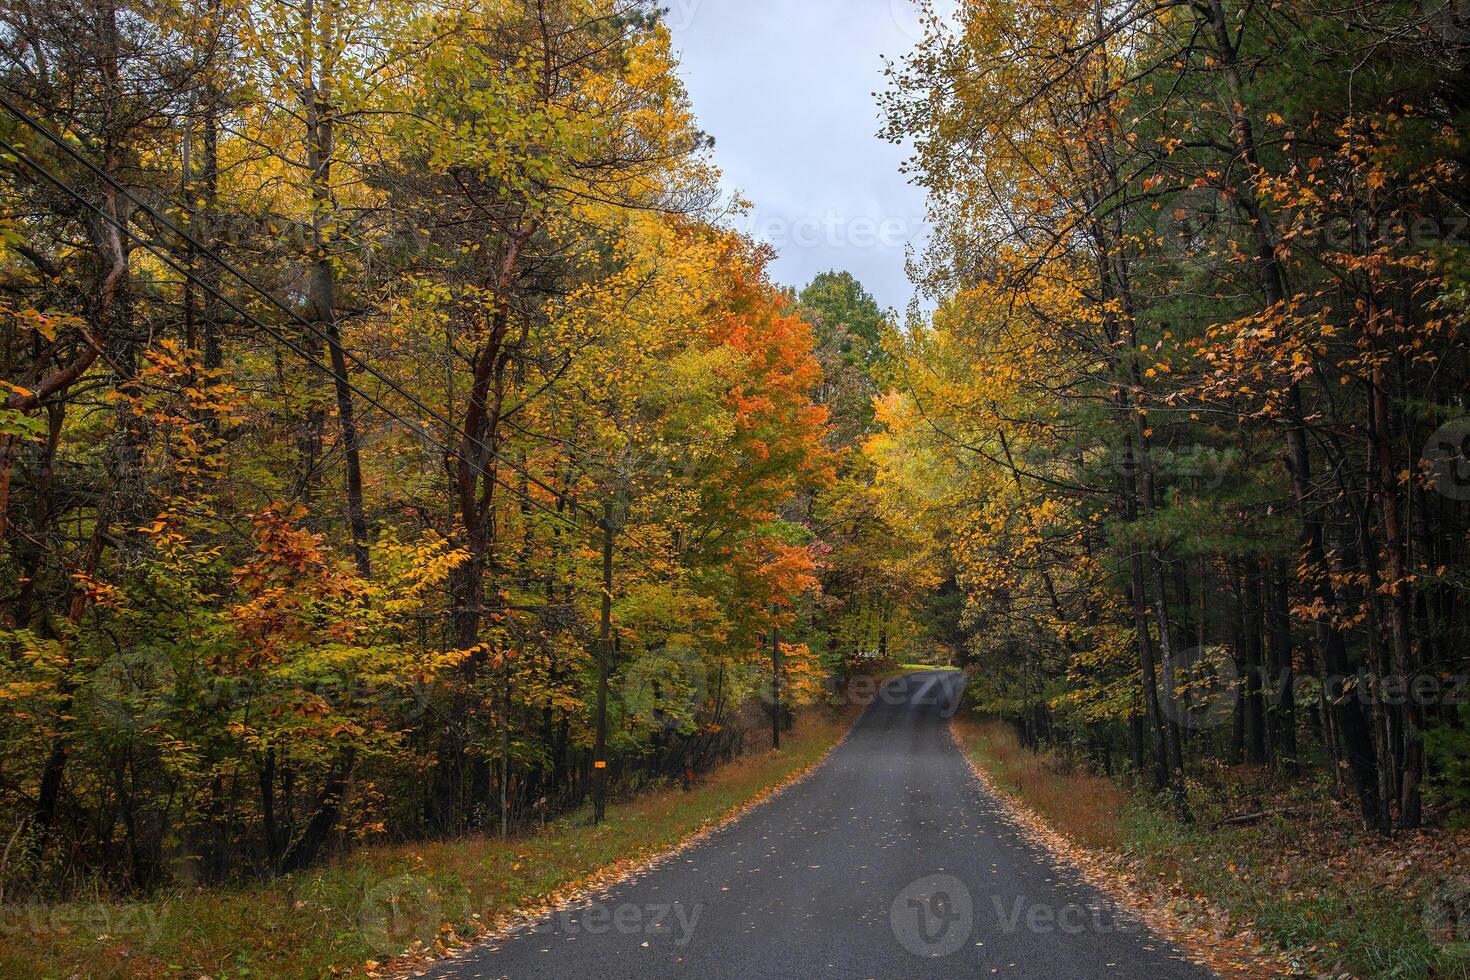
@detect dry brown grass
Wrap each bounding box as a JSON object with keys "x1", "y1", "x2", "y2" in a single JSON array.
[{"x1": 953, "y1": 717, "x2": 1128, "y2": 851}]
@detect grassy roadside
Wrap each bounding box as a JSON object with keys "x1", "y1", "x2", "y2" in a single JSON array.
[
  {"x1": 955, "y1": 717, "x2": 1470, "y2": 980},
  {"x1": 868, "y1": 661, "x2": 961, "y2": 685},
  {"x1": 0, "y1": 711, "x2": 850, "y2": 980}
]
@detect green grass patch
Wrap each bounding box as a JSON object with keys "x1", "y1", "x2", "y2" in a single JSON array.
[
  {"x1": 0, "y1": 712, "x2": 849, "y2": 980},
  {"x1": 1119, "y1": 803, "x2": 1465, "y2": 978}
]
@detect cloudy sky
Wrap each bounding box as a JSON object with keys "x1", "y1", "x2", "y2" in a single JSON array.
[{"x1": 666, "y1": 0, "x2": 931, "y2": 313}]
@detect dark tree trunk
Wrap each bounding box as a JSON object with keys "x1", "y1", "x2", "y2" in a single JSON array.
[
  {"x1": 280, "y1": 748, "x2": 356, "y2": 873},
  {"x1": 1241, "y1": 562, "x2": 1268, "y2": 765},
  {"x1": 1268, "y1": 560, "x2": 1299, "y2": 771}
]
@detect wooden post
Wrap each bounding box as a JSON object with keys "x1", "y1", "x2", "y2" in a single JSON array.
[
  {"x1": 771, "y1": 608, "x2": 782, "y2": 751},
  {"x1": 593, "y1": 500, "x2": 615, "y2": 823}
]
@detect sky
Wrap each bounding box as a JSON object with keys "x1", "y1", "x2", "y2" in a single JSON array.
[{"x1": 665, "y1": 0, "x2": 932, "y2": 314}]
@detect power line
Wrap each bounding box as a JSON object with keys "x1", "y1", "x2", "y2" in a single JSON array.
[
  {"x1": 0, "y1": 90, "x2": 610, "y2": 534},
  {"x1": 0, "y1": 129, "x2": 609, "y2": 550},
  {"x1": 0, "y1": 95, "x2": 690, "y2": 569}
]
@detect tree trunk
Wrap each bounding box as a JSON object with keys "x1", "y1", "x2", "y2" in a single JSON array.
[
  {"x1": 1241, "y1": 562, "x2": 1268, "y2": 764},
  {"x1": 1363, "y1": 230, "x2": 1421, "y2": 829},
  {"x1": 303, "y1": 41, "x2": 371, "y2": 578},
  {"x1": 280, "y1": 748, "x2": 356, "y2": 873},
  {"x1": 1268, "y1": 560, "x2": 1299, "y2": 772}
]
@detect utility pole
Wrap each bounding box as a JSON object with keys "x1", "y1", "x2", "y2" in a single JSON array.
[
  {"x1": 593, "y1": 499, "x2": 615, "y2": 824},
  {"x1": 770, "y1": 606, "x2": 782, "y2": 751}
]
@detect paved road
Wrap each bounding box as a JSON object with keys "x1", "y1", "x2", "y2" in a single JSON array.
[{"x1": 426, "y1": 670, "x2": 1215, "y2": 979}]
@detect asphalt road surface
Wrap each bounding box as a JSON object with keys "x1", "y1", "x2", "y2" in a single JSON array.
[{"x1": 425, "y1": 670, "x2": 1216, "y2": 979}]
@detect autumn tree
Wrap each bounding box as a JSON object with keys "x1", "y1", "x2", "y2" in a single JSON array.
[{"x1": 878, "y1": 0, "x2": 1470, "y2": 832}]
